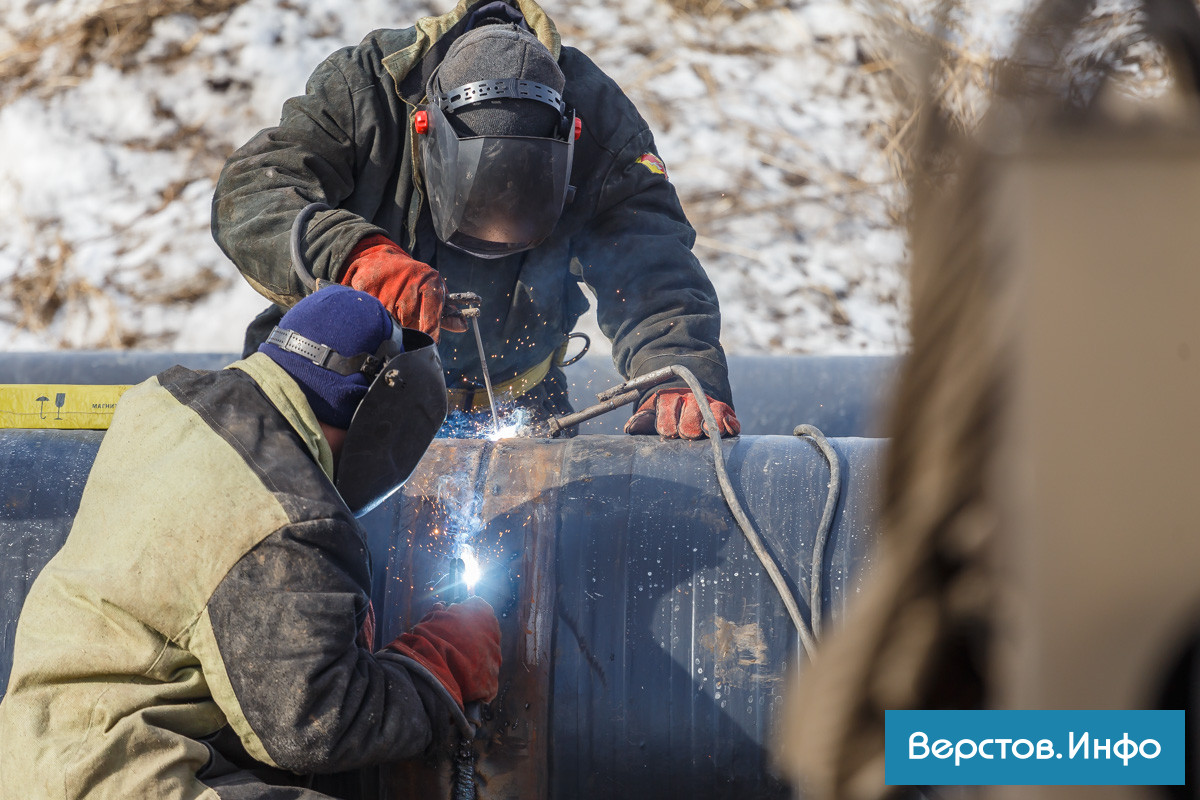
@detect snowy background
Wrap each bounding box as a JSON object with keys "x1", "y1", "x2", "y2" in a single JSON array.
[{"x1": 0, "y1": 0, "x2": 1154, "y2": 356}]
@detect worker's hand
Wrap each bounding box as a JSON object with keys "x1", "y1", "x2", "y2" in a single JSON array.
[
  {"x1": 385, "y1": 596, "x2": 501, "y2": 710},
  {"x1": 339, "y1": 235, "x2": 469, "y2": 342},
  {"x1": 624, "y1": 388, "x2": 740, "y2": 440}
]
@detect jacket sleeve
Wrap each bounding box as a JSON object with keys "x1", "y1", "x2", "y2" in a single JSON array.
[
  {"x1": 211, "y1": 48, "x2": 394, "y2": 307},
  {"x1": 189, "y1": 517, "x2": 450, "y2": 774},
  {"x1": 570, "y1": 123, "x2": 733, "y2": 407}
]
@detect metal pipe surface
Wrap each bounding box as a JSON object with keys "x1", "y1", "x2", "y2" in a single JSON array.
[
  {"x1": 0, "y1": 432, "x2": 885, "y2": 799},
  {"x1": 0, "y1": 352, "x2": 900, "y2": 437}
]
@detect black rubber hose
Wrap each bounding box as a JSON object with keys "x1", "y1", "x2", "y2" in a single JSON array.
[
  {"x1": 791, "y1": 423, "x2": 842, "y2": 642},
  {"x1": 289, "y1": 202, "x2": 331, "y2": 292},
  {"x1": 666, "y1": 365, "x2": 824, "y2": 659}
]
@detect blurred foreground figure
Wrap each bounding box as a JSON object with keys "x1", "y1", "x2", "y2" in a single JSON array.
[
  {"x1": 212, "y1": 0, "x2": 737, "y2": 438},
  {"x1": 773, "y1": 97, "x2": 999, "y2": 800},
  {"x1": 0, "y1": 285, "x2": 501, "y2": 799},
  {"x1": 775, "y1": 0, "x2": 1200, "y2": 798}
]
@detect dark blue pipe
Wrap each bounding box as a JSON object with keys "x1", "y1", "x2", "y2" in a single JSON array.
[
  {"x1": 0, "y1": 429, "x2": 883, "y2": 799},
  {"x1": 0, "y1": 352, "x2": 899, "y2": 438}
]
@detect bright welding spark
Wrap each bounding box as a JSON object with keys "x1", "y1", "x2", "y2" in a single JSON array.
[
  {"x1": 437, "y1": 403, "x2": 531, "y2": 440},
  {"x1": 459, "y1": 544, "x2": 482, "y2": 594},
  {"x1": 487, "y1": 417, "x2": 524, "y2": 441}
]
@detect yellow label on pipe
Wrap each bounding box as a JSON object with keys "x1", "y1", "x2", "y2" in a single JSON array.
[{"x1": 0, "y1": 385, "x2": 130, "y2": 430}]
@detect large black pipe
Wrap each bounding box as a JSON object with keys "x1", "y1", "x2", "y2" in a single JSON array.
[
  {"x1": 0, "y1": 431, "x2": 883, "y2": 799},
  {"x1": 0, "y1": 352, "x2": 899, "y2": 437}
]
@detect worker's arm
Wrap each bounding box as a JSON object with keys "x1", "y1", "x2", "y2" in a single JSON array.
[
  {"x1": 184, "y1": 517, "x2": 456, "y2": 774},
  {"x1": 574, "y1": 162, "x2": 734, "y2": 399},
  {"x1": 566, "y1": 63, "x2": 733, "y2": 411},
  {"x1": 574, "y1": 135, "x2": 739, "y2": 438},
  {"x1": 576, "y1": 149, "x2": 731, "y2": 403},
  {"x1": 210, "y1": 44, "x2": 399, "y2": 307}
]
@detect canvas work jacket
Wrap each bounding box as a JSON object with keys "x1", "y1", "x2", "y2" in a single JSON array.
[
  {"x1": 211, "y1": 0, "x2": 733, "y2": 407},
  {"x1": 0, "y1": 355, "x2": 443, "y2": 799}
]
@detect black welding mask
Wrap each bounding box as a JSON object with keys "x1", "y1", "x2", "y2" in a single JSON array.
[
  {"x1": 264, "y1": 286, "x2": 447, "y2": 517},
  {"x1": 416, "y1": 78, "x2": 577, "y2": 259},
  {"x1": 336, "y1": 327, "x2": 448, "y2": 516}
]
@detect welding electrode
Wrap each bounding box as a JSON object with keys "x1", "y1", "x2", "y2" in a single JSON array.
[
  {"x1": 547, "y1": 366, "x2": 678, "y2": 435},
  {"x1": 446, "y1": 293, "x2": 499, "y2": 434}
]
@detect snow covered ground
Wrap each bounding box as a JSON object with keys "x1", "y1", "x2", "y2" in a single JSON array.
[{"x1": 0, "y1": 0, "x2": 989, "y2": 356}]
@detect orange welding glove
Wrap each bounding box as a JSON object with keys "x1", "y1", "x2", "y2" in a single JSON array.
[
  {"x1": 385, "y1": 596, "x2": 501, "y2": 710},
  {"x1": 624, "y1": 388, "x2": 741, "y2": 440},
  {"x1": 339, "y1": 235, "x2": 468, "y2": 341}
]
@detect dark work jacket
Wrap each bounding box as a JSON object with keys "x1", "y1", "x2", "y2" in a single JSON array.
[
  {"x1": 0, "y1": 354, "x2": 445, "y2": 798},
  {"x1": 211, "y1": 0, "x2": 733, "y2": 406}
]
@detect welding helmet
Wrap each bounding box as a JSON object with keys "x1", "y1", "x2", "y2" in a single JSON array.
[
  {"x1": 415, "y1": 24, "x2": 578, "y2": 259},
  {"x1": 416, "y1": 82, "x2": 577, "y2": 259},
  {"x1": 262, "y1": 287, "x2": 447, "y2": 516},
  {"x1": 336, "y1": 326, "x2": 447, "y2": 516}
]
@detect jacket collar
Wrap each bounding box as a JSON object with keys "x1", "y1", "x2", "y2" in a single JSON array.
[
  {"x1": 227, "y1": 352, "x2": 336, "y2": 480},
  {"x1": 382, "y1": 0, "x2": 560, "y2": 95}
]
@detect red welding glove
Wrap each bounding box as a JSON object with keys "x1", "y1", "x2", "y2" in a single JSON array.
[
  {"x1": 384, "y1": 596, "x2": 501, "y2": 710},
  {"x1": 624, "y1": 388, "x2": 741, "y2": 440},
  {"x1": 356, "y1": 600, "x2": 376, "y2": 650},
  {"x1": 339, "y1": 234, "x2": 468, "y2": 341}
]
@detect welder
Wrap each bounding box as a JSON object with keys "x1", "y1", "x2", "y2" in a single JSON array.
[
  {"x1": 0, "y1": 285, "x2": 502, "y2": 798},
  {"x1": 212, "y1": 0, "x2": 739, "y2": 440}
]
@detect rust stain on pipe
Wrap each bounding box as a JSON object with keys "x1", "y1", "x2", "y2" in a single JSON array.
[
  {"x1": 701, "y1": 616, "x2": 781, "y2": 687},
  {"x1": 474, "y1": 440, "x2": 559, "y2": 800},
  {"x1": 384, "y1": 439, "x2": 561, "y2": 800}
]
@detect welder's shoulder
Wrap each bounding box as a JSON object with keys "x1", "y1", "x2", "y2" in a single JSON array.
[
  {"x1": 560, "y1": 47, "x2": 651, "y2": 151},
  {"x1": 356, "y1": 26, "x2": 419, "y2": 57},
  {"x1": 120, "y1": 366, "x2": 348, "y2": 523},
  {"x1": 308, "y1": 27, "x2": 419, "y2": 94}
]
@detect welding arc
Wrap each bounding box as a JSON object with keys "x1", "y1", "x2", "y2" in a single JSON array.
[{"x1": 668, "y1": 366, "x2": 826, "y2": 659}]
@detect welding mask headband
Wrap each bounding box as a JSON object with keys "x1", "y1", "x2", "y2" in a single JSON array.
[
  {"x1": 336, "y1": 328, "x2": 448, "y2": 517},
  {"x1": 418, "y1": 102, "x2": 574, "y2": 259},
  {"x1": 265, "y1": 323, "x2": 405, "y2": 380}
]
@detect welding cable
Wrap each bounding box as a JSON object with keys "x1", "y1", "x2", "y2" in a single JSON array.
[
  {"x1": 790, "y1": 424, "x2": 842, "y2": 642},
  {"x1": 453, "y1": 703, "x2": 483, "y2": 800},
  {"x1": 388, "y1": 653, "x2": 480, "y2": 799},
  {"x1": 383, "y1": 653, "x2": 480, "y2": 800},
  {"x1": 379, "y1": 653, "x2": 475, "y2": 738},
  {"x1": 289, "y1": 202, "x2": 332, "y2": 292},
  {"x1": 666, "y1": 366, "x2": 820, "y2": 660}
]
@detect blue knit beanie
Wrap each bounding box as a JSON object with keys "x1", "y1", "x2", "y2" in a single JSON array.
[{"x1": 259, "y1": 285, "x2": 397, "y2": 428}]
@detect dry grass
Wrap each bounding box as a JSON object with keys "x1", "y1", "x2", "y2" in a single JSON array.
[
  {"x1": 6, "y1": 234, "x2": 73, "y2": 333},
  {"x1": 0, "y1": 0, "x2": 246, "y2": 108},
  {"x1": 0, "y1": 0, "x2": 249, "y2": 347},
  {"x1": 657, "y1": 0, "x2": 1174, "y2": 246},
  {"x1": 0, "y1": 232, "x2": 129, "y2": 347},
  {"x1": 665, "y1": 0, "x2": 790, "y2": 19},
  {"x1": 666, "y1": 0, "x2": 1179, "y2": 346},
  {"x1": 0, "y1": 237, "x2": 224, "y2": 348}
]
